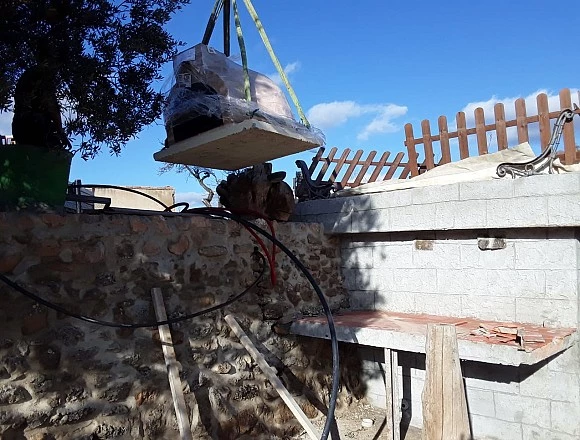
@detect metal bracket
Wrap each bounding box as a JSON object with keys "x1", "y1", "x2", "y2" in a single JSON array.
[{"x1": 496, "y1": 106, "x2": 579, "y2": 178}]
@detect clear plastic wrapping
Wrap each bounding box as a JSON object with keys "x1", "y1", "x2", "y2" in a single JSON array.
[{"x1": 163, "y1": 44, "x2": 324, "y2": 147}]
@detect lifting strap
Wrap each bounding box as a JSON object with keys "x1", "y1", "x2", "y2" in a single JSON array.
[{"x1": 201, "y1": 0, "x2": 311, "y2": 128}]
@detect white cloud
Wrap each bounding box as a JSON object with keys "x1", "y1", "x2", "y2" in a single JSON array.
[
  {"x1": 306, "y1": 100, "x2": 408, "y2": 139},
  {"x1": 175, "y1": 191, "x2": 208, "y2": 208},
  {"x1": 0, "y1": 110, "x2": 13, "y2": 136},
  {"x1": 268, "y1": 61, "x2": 301, "y2": 86}
]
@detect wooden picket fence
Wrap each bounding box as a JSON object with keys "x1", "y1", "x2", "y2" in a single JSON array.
[
  {"x1": 404, "y1": 88, "x2": 579, "y2": 177},
  {"x1": 304, "y1": 146, "x2": 425, "y2": 190}
]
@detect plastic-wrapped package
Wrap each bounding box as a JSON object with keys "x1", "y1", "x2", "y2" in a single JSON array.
[{"x1": 163, "y1": 44, "x2": 324, "y2": 147}]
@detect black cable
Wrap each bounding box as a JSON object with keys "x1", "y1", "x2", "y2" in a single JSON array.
[
  {"x1": 0, "y1": 251, "x2": 265, "y2": 329},
  {"x1": 187, "y1": 207, "x2": 340, "y2": 440},
  {"x1": 68, "y1": 184, "x2": 170, "y2": 210}
]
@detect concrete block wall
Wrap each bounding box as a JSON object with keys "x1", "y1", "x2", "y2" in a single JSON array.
[{"x1": 294, "y1": 172, "x2": 580, "y2": 440}]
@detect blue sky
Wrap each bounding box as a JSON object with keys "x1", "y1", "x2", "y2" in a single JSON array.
[{"x1": 2, "y1": 1, "x2": 579, "y2": 206}]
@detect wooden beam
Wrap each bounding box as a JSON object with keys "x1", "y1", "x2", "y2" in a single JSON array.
[
  {"x1": 151, "y1": 288, "x2": 194, "y2": 440},
  {"x1": 384, "y1": 348, "x2": 401, "y2": 440},
  {"x1": 422, "y1": 324, "x2": 470, "y2": 440},
  {"x1": 224, "y1": 314, "x2": 321, "y2": 440}
]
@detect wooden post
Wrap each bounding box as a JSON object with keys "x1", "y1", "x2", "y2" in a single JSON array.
[
  {"x1": 494, "y1": 103, "x2": 508, "y2": 150},
  {"x1": 421, "y1": 120, "x2": 435, "y2": 170},
  {"x1": 384, "y1": 348, "x2": 401, "y2": 440},
  {"x1": 537, "y1": 93, "x2": 551, "y2": 151},
  {"x1": 151, "y1": 288, "x2": 194, "y2": 440},
  {"x1": 474, "y1": 108, "x2": 488, "y2": 156},
  {"x1": 224, "y1": 314, "x2": 321, "y2": 440},
  {"x1": 405, "y1": 123, "x2": 420, "y2": 177},
  {"x1": 438, "y1": 116, "x2": 451, "y2": 164},
  {"x1": 422, "y1": 324, "x2": 470, "y2": 440},
  {"x1": 515, "y1": 98, "x2": 529, "y2": 145},
  {"x1": 559, "y1": 88, "x2": 576, "y2": 165},
  {"x1": 456, "y1": 112, "x2": 469, "y2": 159}
]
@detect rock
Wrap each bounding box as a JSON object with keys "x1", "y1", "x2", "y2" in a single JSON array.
[
  {"x1": 198, "y1": 245, "x2": 228, "y2": 258},
  {"x1": 233, "y1": 384, "x2": 259, "y2": 401},
  {"x1": 211, "y1": 362, "x2": 233, "y2": 374},
  {"x1": 168, "y1": 235, "x2": 190, "y2": 256},
  {"x1": 30, "y1": 344, "x2": 61, "y2": 370},
  {"x1": 56, "y1": 325, "x2": 85, "y2": 346},
  {"x1": 99, "y1": 382, "x2": 132, "y2": 403},
  {"x1": 0, "y1": 254, "x2": 22, "y2": 274},
  {"x1": 21, "y1": 312, "x2": 48, "y2": 335},
  {"x1": 0, "y1": 385, "x2": 30, "y2": 404},
  {"x1": 49, "y1": 406, "x2": 93, "y2": 426}
]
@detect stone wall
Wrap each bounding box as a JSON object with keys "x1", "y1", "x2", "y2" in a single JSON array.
[
  {"x1": 0, "y1": 212, "x2": 354, "y2": 439},
  {"x1": 293, "y1": 172, "x2": 580, "y2": 440}
]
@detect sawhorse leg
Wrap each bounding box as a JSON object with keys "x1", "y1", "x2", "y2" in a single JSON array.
[{"x1": 384, "y1": 348, "x2": 401, "y2": 440}]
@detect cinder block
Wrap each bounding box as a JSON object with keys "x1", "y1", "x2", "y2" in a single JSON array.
[
  {"x1": 461, "y1": 242, "x2": 516, "y2": 269},
  {"x1": 355, "y1": 268, "x2": 394, "y2": 291},
  {"x1": 391, "y1": 268, "x2": 437, "y2": 293},
  {"x1": 548, "y1": 194, "x2": 580, "y2": 226},
  {"x1": 414, "y1": 293, "x2": 461, "y2": 316},
  {"x1": 390, "y1": 203, "x2": 437, "y2": 231},
  {"x1": 487, "y1": 197, "x2": 549, "y2": 229},
  {"x1": 459, "y1": 178, "x2": 515, "y2": 201},
  {"x1": 519, "y1": 364, "x2": 580, "y2": 402},
  {"x1": 375, "y1": 291, "x2": 416, "y2": 314},
  {"x1": 411, "y1": 183, "x2": 460, "y2": 205},
  {"x1": 465, "y1": 387, "x2": 495, "y2": 417},
  {"x1": 368, "y1": 189, "x2": 414, "y2": 209},
  {"x1": 340, "y1": 268, "x2": 357, "y2": 290},
  {"x1": 463, "y1": 363, "x2": 520, "y2": 394},
  {"x1": 437, "y1": 268, "x2": 488, "y2": 295},
  {"x1": 494, "y1": 392, "x2": 550, "y2": 429},
  {"x1": 522, "y1": 425, "x2": 577, "y2": 440},
  {"x1": 545, "y1": 270, "x2": 578, "y2": 300},
  {"x1": 486, "y1": 269, "x2": 545, "y2": 298},
  {"x1": 512, "y1": 172, "x2": 580, "y2": 197},
  {"x1": 318, "y1": 212, "x2": 351, "y2": 234},
  {"x1": 470, "y1": 414, "x2": 523, "y2": 440},
  {"x1": 435, "y1": 200, "x2": 487, "y2": 230},
  {"x1": 372, "y1": 243, "x2": 414, "y2": 269},
  {"x1": 351, "y1": 209, "x2": 390, "y2": 233},
  {"x1": 514, "y1": 239, "x2": 577, "y2": 270},
  {"x1": 348, "y1": 290, "x2": 375, "y2": 310},
  {"x1": 341, "y1": 247, "x2": 373, "y2": 269},
  {"x1": 461, "y1": 295, "x2": 516, "y2": 322},
  {"x1": 412, "y1": 242, "x2": 461, "y2": 269},
  {"x1": 551, "y1": 400, "x2": 580, "y2": 436},
  {"x1": 515, "y1": 298, "x2": 578, "y2": 327}
]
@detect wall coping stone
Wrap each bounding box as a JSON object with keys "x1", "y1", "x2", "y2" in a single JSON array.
[{"x1": 292, "y1": 173, "x2": 580, "y2": 234}]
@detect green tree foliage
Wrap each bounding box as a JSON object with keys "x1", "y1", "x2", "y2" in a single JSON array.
[{"x1": 0, "y1": 0, "x2": 189, "y2": 158}]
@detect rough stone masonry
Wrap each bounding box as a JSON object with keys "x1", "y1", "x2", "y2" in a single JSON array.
[{"x1": 0, "y1": 212, "x2": 361, "y2": 439}]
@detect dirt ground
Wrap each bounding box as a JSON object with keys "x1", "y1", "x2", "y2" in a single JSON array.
[{"x1": 298, "y1": 401, "x2": 422, "y2": 440}]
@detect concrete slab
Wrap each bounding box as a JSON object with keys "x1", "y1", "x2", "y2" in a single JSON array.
[
  {"x1": 153, "y1": 119, "x2": 322, "y2": 170},
  {"x1": 290, "y1": 311, "x2": 577, "y2": 366}
]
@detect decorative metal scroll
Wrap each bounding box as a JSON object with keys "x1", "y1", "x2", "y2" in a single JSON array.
[{"x1": 497, "y1": 106, "x2": 579, "y2": 178}]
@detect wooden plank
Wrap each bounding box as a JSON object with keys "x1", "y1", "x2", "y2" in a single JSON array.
[
  {"x1": 404, "y1": 123, "x2": 420, "y2": 177},
  {"x1": 384, "y1": 348, "x2": 401, "y2": 440},
  {"x1": 515, "y1": 98, "x2": 529, "y2": 144},
  {"x1": 421, "y1": 120, "x2": 435, "y2": 170},
  {"x1": 494, "y1": 103, "x2": 508, "y2": 150},
  {"x1": 536, "y1": 93, "x2": 551, "y2": 151},
  {"x1": 456, "y1": 111, "x2": 469, "y2": 159},
  {"x1": 422, "y1": 324, "x2": 470, "y2": 440},
  {"x1": 438, "y1": 116, "x2": 451, "y2": 164},
  {"x1": 474, "y1": 107, "x2": 488, "y2": 155},
  {"x1": 352, "y1": 150, "x2": 377, "y2": 187},
  {"x1": 384, "y1": 152, "x2": 405, "y2": 180},
  {"x1": 340, "y1": 149, "x2": 363, "y2": 188},
  {"x1": 560, "y1": 88, "x2": 576, "y2": 165},
  {"x1": 151, "y1": 288, "x2": 194, "y2": 440},
  {"x1": 314, "y1": 146, "x2": 337, "y2": 183},
  {"x1": 224, "y1": 314, "x2": 320, "y2": 440},
  {"x1": 368, "y1": 151, "x2": 391, "y2": 183},
  {"x1": 328, "y1": 148, "x2": 351, "y2": 183}
]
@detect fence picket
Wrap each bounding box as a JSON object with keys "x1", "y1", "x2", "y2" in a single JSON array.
[
  {"x1": 352, "y1": 150, "x2": 377, "y2": 186},
  {"x1": 329, "y1": 148, "x2": 351, "y2": 183},
  {"x1": 559, "y1": 88, "x2": 576, "y2": 165},
  {"x1": 340, "y1": 149, "x2": 363, "y2": 187},
  {"x1": 537, "y1": 93, "x2": 551, "y2": 151},
  {"x1": 456, "y1": 112, "x2": 469, "y2": 159},
  {"x1": 421, "y1": 120, "x2": 435, "y2": 170},
  {"x1": 404, "y1": 123, "x2": 420, "y2": 177},
  {"x1": 368, "y1": 151, "x2": 391, "y2": 182},
  {"x1": 316, "y1": 146, "x2": 338, "y2": 183},
  {"x1": 494, "y1": 103, "x2": 508, "y2": 150},
  {"x1": 384, "y1": 152, "x2": 405, "y2": 180},
  {"x1": 475, "y1": 107, "x2": 488, "y2": 155},
  {"x1": 438, "y1": 116, "x2": 451, "y2": 164},
  {"x1": 515, "y1": 98, "x2": 529, "y2": 144}
]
